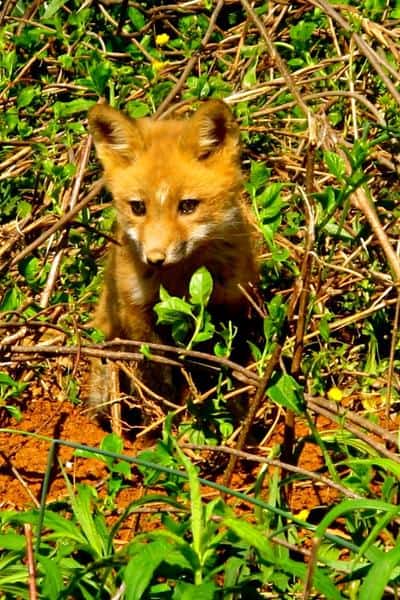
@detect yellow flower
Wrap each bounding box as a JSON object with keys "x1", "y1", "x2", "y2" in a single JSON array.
[
  {"x1": 294, "y1": 509, "x2": 310, "y2": 522},
  {"x1": 156, "y1": 33, "x2": 170, "y2": 47},
  {"x1": 152, "y1": 59, "x2": 166, "y2": 73},
  {"x1": 327, "y1": 387, "x2": 343, "y2": 402}
]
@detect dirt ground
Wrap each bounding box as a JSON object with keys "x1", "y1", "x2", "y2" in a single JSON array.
[{"x1": 0, "y1": 379, "x2": 339, "y2": 518}]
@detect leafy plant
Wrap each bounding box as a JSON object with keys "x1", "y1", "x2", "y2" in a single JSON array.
[
  {"x1": 1, "y1": 0, "x2": 400, "y2": 597},
  {"x1": 0, "y1": 373, "x2": 27, "y2": 421},
  {"x1": 154, "y1": 266, "x2": 216, "y2": 350}
]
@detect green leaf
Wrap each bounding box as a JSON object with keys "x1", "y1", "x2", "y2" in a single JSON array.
[
  {"x1": 319, "y1": 315, "x2": 331, "y2": 342},
  {"x1": 224, "y1": 517, "x2": 274, "y2": 559},
  {"x1": 128, "y1": 7, "x2": 145, "y2": 30},
  {"x1": 17, "y1": 200, "x2": 32, "y2": 219},
  {"x1": 0, "y1": 534, "x2": 26, "y2": 551},
  {"x1": 42, "y1": 0, "x2": 69, "y2": 19},
  {"x1": 53, "y1": 99, "x2": 95, "y2": 119},
  {"x1": 126, "y1": 100, "x2": 151, "y2": 119},
  {"x1": 290, "y1": 21, "x2": 316, "y2": 45},
  {"x1": 189, "y1": 267, "x2": 213, "y2": 306},
  {"x1": 17, "y1": 86, "x2": 37, "y2": 109},
  {"x1": 173, "y1": 445, "x2": 203, "y2": 565},
  {"x1": 315, "y1": 499, "x2": 399, "y2": 541},
  {"x1": 248, "y1": 161, "x2": 270, "y2": 192},
  {"x1": 341, "y1": 458, "x2": 400, "y2": 480},
  {"x1": 0, "y1": 287, "x2": 24, "y2": 312},
  {"x1": 5, "y1": 405, "x2": 22, "y2": 421},
  {"x1": 267, "y1": 374, "x2": 304, "y2": 414},
  {"x1": 19, "y1": 256, "x2": 40, "y2": 283},
  {"x1": 0, "y1": 372, "x2": 20, "y2": 387},
  {"x1": 359, "y1": 542, "x2": 400, "y2": 600},
  {"x1": 172, "y1": 581, "x2": 217, "y2": 600},
  {"x1": 324, "y1": 151, "x2": 346, "y2": 180},
  {"x1": 243, "y1": 58, "x2": 258, "y2": 88},
  {"x1": 124, "y1": 540, "x2": 169, "y2": 600},
  {"x1": 69, "y1": 485, "x2": 107, "y2": 557},
  {"x1": 323, "y1": 222, "x2": 355, "y2": 241},
  {"x1": 89, "y1": 61, "x2": 112, "y2": 95},
  {"x1": 100, "y1": 432, "x2": 123, "y2": 456},
  {"x1": 39, "y1": 556, "x2": 63, "y2": 600},
  {"x1": 155, "y1": 298, "x2": 193, "y2": 319}
]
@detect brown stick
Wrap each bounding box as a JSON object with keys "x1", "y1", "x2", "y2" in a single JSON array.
[
  {"x1": 222, "y1": 0, "x2": 318, "y2": 491},
  {"x1": 307, "y1": 399, "x2": 400, "y2": 463},
  {"x1": 24, "y1": 523, "x2": 38, "y2": 600},
  {"x1": 3, "y1": 343, "x2": 259, "y2": 387},
  {"x1": 240, "y1": 0, "x2": 311, "y2": 118},
  {"x1": 310, "y1": 0, "x2": 400, "y2": 108},
  {"x1": 222, "y1": 341, "x2": 283, "y2": 490},
  {"x1": 183, "y1": 443, "x2": 361, "y2": 499},
  {"x1": 352, "y1": 187, "x2": 400, "y2": 284},
  {"x1": 9, "y1": 178, "x2": 103, "y2": 269},
  {"x1": 40, "y1": 135, "x2": 94, "y2": 308},
  {"x1": 155, "y1": 0, "x2": 225, "y2": 117}
]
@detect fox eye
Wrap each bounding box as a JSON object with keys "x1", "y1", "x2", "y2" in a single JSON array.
[
  {"x1": 178, "y1": 199, "x2": 199, "y2": 215},
  {"x1": 130, "y1": 200, "x2": 146, "y2": 216}
]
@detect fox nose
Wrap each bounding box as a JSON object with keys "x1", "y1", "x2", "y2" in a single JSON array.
[{"x1": 146, "y1": 251, "x2": 166, "y2": 266}]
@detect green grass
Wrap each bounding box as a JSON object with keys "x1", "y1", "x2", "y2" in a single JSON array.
[{"x1": 1, "y1": 0, "x2": 400, "y2": 598}]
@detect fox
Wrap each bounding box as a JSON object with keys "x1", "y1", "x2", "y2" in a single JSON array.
[{"x1": 87, "y1": 99, "x2": 258, "y2": 416}]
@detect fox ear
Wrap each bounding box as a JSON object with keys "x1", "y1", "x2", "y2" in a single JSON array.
[
  {"x1": 88, "y1": 104, "x2": 144, "y2": 166},
  {"x1": 188, "y1": 100, "x2": 239, "y2": 159}
]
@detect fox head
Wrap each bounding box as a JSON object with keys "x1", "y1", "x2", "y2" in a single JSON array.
[{"x1": 88, "y1": 100, "x2": 243, "y2": 267}]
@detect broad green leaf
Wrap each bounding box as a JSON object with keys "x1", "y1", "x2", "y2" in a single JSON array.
[
  {"x1": 359, "y1": 543, "x2": 400, "y2": 600},
  {"x1": 89, "y1": 62, "x2": 111, "y2": 95},
  {"x1": 128, "y1": 7, "x2": 145, "y2": 30},
  {"x1": 0, "y1": 373, "x2": 20, "y2": 387},
  {"x1": 324, "y1": 151, "x2": 346, "y2": 180},
  {"x1": 0, "y1": 287, "x2": 24, "y2": 312},
  {"x1": 267, "y1": 374, "x2": 304, "y2": 414},
  {"x1": 127, "y1": 100, "x2": 151, "y2": 118},
  {"x1": 224, "y1": 518, "x2": 343, "y2": 599},
  {"x1": 42, "y1": 0, "x2": 69, "y2": 19},
  {"x1": 173, "y1": 443, "x2": 203, "y2": 567},
  {"x1": 53, "y1": 99, "x2": 95, "y2": 119},
  {"x1": 172, "y1": 581, "x2": 217, "y2": 599},
  {"x1": 0, "y1": 534, "x2": 25, "y2": 551},
  {"x1": 189, "y1": 267, "x2": 213, "y2": 306},
  {"x1": 315, "y1": 499, "x2": 399, "y2": 541},
  {"x1": 323, "y1": 222, "x2": 355, "y2": 241},
  {"x1": 69, "y1": 485, "x2": 107, "y2": 557},
  {"x1": 19, "y1": 256, "x2": 40, "y2": 283},
  {"x1": 223, "y1": 517, "x2": 274, "y2": 560},
  {"x1": 319, "y1": 315, "x2": 331, "y2": 342},
  {"x1": 124, "y1": 540, "x2": 169, "y2": 600},
  {"x1": 39, "y1": 556, "x2": 63, "y2": 600},
  {"x1": 341, "y1": 458, "x2": 400, "y2": 480},
  {"x1": 100, "y1": 432, "x2": 123, "y2": 456},
  {"x1": 290, "y1": 21, "x2": 316, "y2": 45},
  {"x1": 42, "y1": 511, "x2": 87, "y2": 544},
  {"x1": 17, "y1": 86, "x2": 37, "y2": 109},
  {"x1": 155, "y1": 297, "x2": 193, "y2": 321}
]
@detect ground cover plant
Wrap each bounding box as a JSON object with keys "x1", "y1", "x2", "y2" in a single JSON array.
[{"x1": 0, "y1": 0, "x2": 400, "y2": 598}]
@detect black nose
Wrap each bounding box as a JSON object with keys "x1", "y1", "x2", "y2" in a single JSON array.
[
  {"x1": 148, "y1": 257, "x2": 165, "y2": 266},
  {"x1": 146, "y1": 251, "x2": 166, "y2": 266}
]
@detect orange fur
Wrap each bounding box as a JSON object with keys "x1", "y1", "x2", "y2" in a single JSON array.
[{"x1": 88, "y1": 100, "x2": 258, "y2": 413}]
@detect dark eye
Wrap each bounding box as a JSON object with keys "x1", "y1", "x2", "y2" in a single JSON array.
[
  {"x1": 130, "y1": 200, "x2": 146, "y2": 216},
  {"x1": 178, "y1": 199, "x2": 199, "y2": 215}
]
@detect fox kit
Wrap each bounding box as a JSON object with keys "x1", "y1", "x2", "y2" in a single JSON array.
[{"x1": 88, "y1": 100, "x2": 258, "y2": 414}]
